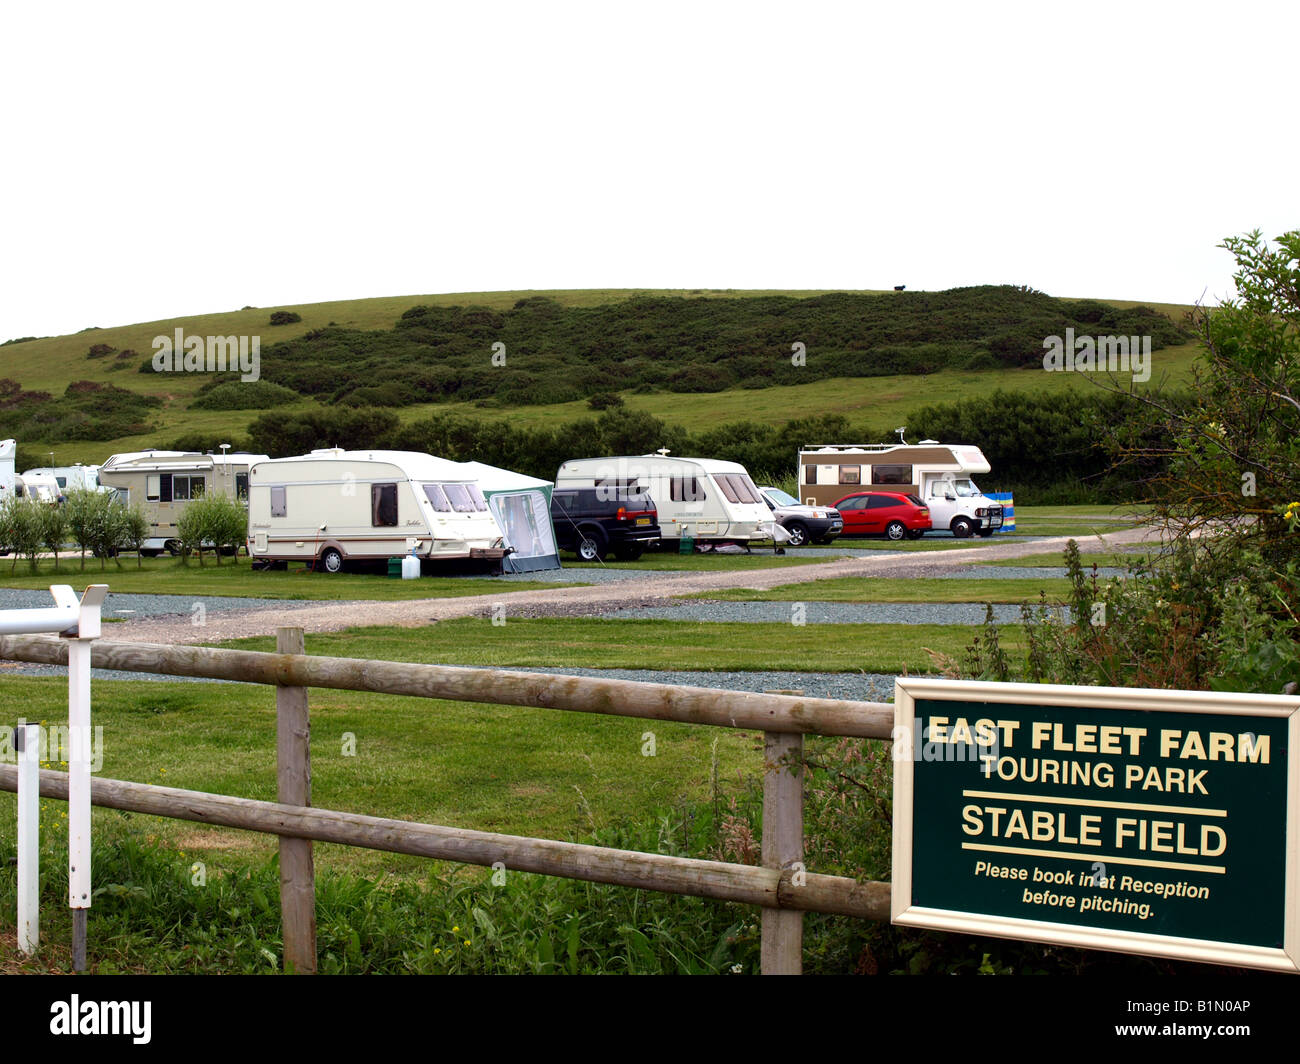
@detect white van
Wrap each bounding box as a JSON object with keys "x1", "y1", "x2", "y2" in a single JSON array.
[
  {"x1": 798, "y1": 442, "x2": 1004, "y2": 538},
  {"x1": 554, "y1": 451, "x2": 772, "y2": 545},
  {"x1": 98, "y1": 450, "x2": 269, "y2": 554},
  {"x1": 246, "y1": 448, "x2": 508, "y2": 572}
]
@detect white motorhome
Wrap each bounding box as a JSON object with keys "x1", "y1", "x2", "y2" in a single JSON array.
[
  {"x1": 798, "y1": 442, "x2": 1004, "y2": 538},
  {"x1": 554, "y1": 451, "x2": 772, "y2": 545},
  {"x1": 246, "y1": 448, "x2": 508, "y2": 572},
  {"x1": 98, "y1": 450, "x2": 269, "y2": 555}
]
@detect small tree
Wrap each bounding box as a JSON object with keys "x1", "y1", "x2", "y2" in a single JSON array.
[
  {"x1": 176, "y1": 499, "x2": 207, "y2": 566},
  {"x1": 39, "y1": 504, "x2": 68, "y2": 571},
  {"x1": 64, "y1": 490, "x2": 102, "y2": 570},
  {"x1": 0, "y1": 499, "x2": 43, "y2": 573},
  {"x1": 121, "y1": 503, "x2": 150, "y2": 568}
]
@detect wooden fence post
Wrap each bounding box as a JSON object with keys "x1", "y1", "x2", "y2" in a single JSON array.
[
  {"x1": 277, "y1": 627, "x2": 316, "y2": 974},
  {"x1": 761, "y1": 730, "x2": 804, "y2": 974}
]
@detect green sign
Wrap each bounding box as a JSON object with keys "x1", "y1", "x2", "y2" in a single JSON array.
[{"x1": 891, "y1": 679, "x2": 1299, "y2": 972}]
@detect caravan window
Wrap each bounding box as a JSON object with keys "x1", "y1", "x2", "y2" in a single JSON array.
[
  {"x1": 372, "y1": 483, "x2": 398, "y2": 526},
  {"x1": 235, "y1": 473, "x2": 249, "y2": 501},
  {"x1": 270, "y1": 486, "x2": 287, "y2": 518},
  {"x1": 467, "y1": 484, "x2": 489, "y2": 511},
  {"x1": 422, "y1": 484, "x2": 452, "y2": 512},
  {"x1": 872, "y1": 464, "x2": 912, "y2": 486},
  {"x1": 442, "y1": 483, "x2": 477, "y2": 513},
  {"x1": 716, "y1": 474, "x2": 762, "y2": 504},
  {"x1": 669, "y1": 476, "x2": 705, "y2": 502},
  {"x1": 804, "y1": 465, "x2": 817, "y2": 484},
  {"x1": 839, "y1": 465, "x2": 861, "y2": 485},
  {"x1": 146, "y1": 475, "x2": 161, "y2": 502}
]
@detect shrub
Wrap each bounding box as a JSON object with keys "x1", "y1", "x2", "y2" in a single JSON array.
[
  {"x1": 189, "y1": 381, "x2": 302, "y2": 411},
  {"x1": 177, "y1": 495, "x2": 248, "y2": 565},
  {"x1": 0, "y1": 498, "x2": 43, "y2": 572},
  {"x1": 587, "y1": 392, "x2": 624, "y2": 411},
  {"x1": 269, "y1": 310, "x2": 302, "y2": 325},
  {"x1": 38, "y1": 505, "x2": 68, "y2": 569}
]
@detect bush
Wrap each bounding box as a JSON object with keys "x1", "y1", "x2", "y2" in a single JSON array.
[
  {"x1": 86, "y1": 343, "x2": 115, "y2": 359},
  {"x1": 189, "y1": 381, "x2": 302, "y2": 411},
  {"x1": 177, "y1": 495, "x2": 249, "y2": 565},
  {"x1": 269, "y1": 310, "x2": 302, "y2": 326},
  {"x1": 0, "y1": 498, "x2": 43, "y2": 572},
  {"x1": 586, "y1": 392, "x2": 624, "y2": 411}
]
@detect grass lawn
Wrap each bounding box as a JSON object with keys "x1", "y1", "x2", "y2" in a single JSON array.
[
  {"x1": 0, "y1": 556, "x2": 577, "y2": 600},
  {"x1": 0, "y1": 676, "x2": 763, "y2": 881},
  {"x1": 221, "y1": 615, "x2": 1011, "y2": 676},
  {"x1": 563, "y1": 550, "x2": 830, "y2": 571},
  {"x1": 683, "y1": 577, "x2": 1074, "y2": 603}
]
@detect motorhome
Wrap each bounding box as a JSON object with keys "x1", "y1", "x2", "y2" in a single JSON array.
[
  {"x1": 98, "y1": 450, "x2": 269, "y2": 555},
  {"x1": 798, "y1": 442, "x2": 1004, "y2": 538},
  {"x1": 554, "y1": 451, "x2": 772, "y2": 545},
  {"x1": 246, "y1": 449, "x2": 508, "y2": 572}
]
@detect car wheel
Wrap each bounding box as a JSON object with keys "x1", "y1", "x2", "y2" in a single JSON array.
[
  {"x1": 885, "y1": 521, "x2": 907, "y2": 541},
  {"x1": 320, "y1": 547, "x2": 345, "y2": 573},
  {"x1": 784, "y1": 521, "x2": 809, "y2": 547},
  {"x1": 576, "y1": 528, "x2": 607, "y2": 562},
  {"x1": 165, "y1": 540, "x2": 180, "y2": 556},
  {"x1": 951, "y1": 518, "x2": 974, "y2": 539}
]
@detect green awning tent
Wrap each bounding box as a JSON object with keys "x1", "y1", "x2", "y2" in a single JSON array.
[{"x1": 458, "y1": 461, "x2": 561, "y2": 573}]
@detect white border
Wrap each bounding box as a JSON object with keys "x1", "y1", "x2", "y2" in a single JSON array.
[{"x1": 891, "y1": 678, "x2": 1300, "y2": 973}]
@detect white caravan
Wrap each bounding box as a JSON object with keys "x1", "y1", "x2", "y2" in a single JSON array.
[
  {"x1": 798, "y1": 442, "x2": 1004, "y2": 538},
  {"x1": 98, "y1": 450, "x2": 269, "y2": 555},
  {"x1": 246, "y1": 448, "x2": 507, "y2": 572},
  {"x1": 20, "y1": 464, "x2": 104, "y2": 494},
  {"x1": 554, "y1": 451, "x2": 772, "y2": 545},
  {"x1": 0, "y1": 440, "x2": 16, "y2": 502}
]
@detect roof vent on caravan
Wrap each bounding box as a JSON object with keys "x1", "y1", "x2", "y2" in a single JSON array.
[{"x1": 919, "y1": 439, "x2": 940, "y2": 445}]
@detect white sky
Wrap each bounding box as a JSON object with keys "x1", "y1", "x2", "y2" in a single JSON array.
[{"x1": 1, "y1": 0, "x2": 1295, "y2": 341}]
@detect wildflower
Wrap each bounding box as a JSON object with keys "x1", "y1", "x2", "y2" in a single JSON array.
[
  {"x1": 434, "y1": 948, "x2": 441, "y2": 955},
  {"x1": 729, "y1": 963, "x2": 743, "y2": 974},
  {"x1": 452, "y1": 925, "x2": 459, "y2": 933},
  {"x1": 464, "y1": 940, "x2": 471, "y2": 947}
]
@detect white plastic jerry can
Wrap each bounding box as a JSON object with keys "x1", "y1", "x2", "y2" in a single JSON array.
[{"x1": 401, "y1": 552, "x2": 421, "y2": 579}]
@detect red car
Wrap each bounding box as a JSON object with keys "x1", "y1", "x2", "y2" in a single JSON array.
[{"x1": 831, "y1": 491, "x2": 931, "y2": 540}]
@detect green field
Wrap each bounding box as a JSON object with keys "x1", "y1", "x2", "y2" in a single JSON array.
[
  {"x1": 0, "y1": 556, "x2": 575, "y2": 600},
  {"x1": 685, "y1": 577, "x2": 1073, "y2": 603},
  {"x1": 0, "y1": 676, "x2": 762, "y2": 881},
  {"x1": 222, "y1": 616, "x2": 1017, "y2": 676},
  {"x1": 3, "y1": 286, "x2": 1199, "y2": 465}
]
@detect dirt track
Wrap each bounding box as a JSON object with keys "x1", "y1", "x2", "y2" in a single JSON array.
[{"x1": 114, "y1": 526, "x2": 1162, "y2": 646}]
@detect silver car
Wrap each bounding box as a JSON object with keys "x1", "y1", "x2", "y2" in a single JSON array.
[{"x1": 758, "y1": 487, "x2": 843, "y2": 547}]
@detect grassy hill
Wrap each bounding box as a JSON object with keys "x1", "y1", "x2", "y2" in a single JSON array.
[{"x1": 0, "y1": 287, "x2": 1198, "y2": 467}]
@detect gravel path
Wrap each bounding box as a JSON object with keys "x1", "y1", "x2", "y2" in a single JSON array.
[
  {"x1": 102, "y1": 525, "x2": 1159, "y2": 646},
  {"x1": 603, "y1": 601, "x2": 1063, "y2": 624}
]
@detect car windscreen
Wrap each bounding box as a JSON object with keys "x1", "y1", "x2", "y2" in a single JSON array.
[
  {"x1": 952, "y1": 479, "x2": 980, "y2": 497},
  {"x1": 765, "y1": 488, "x2": 800, "y2": 507}
]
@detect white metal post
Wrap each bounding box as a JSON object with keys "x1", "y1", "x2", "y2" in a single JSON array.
[
  {"x1": 65, "y1": 584, "x2": 106, "y2": 973},
  {"x1": 17, "y1": 721, "x2": 41, "y2": 954}
]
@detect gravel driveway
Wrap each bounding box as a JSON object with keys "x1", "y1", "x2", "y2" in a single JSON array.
[{"x1": 100, "y1": 525, "x2": 1158, "y2": 646}]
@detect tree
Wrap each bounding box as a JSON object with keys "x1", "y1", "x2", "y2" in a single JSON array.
[
  {"x1": 38, "y1": 503, "x2": 68, "y2": 570},
  {"x1": 0, "y1": 498, "x2": 42, "y2": 573},
  {"x1": 121, "y1": 503, "x2": 151, "y2": 568},
  {"x1": 1113, "y1": 229, "x2": 1300, "y2": 567}
]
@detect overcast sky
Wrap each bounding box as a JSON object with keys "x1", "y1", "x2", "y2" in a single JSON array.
[{"x1": 1, "y1": 1, "x2": 1295, "y2": 341}]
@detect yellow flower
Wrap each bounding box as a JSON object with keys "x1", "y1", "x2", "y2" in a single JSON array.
[
  {"x1": 452, "y1": 925, "x2": 459, "y2": 933},
  {"x1": 434, "y1": 948, "x2": 441, "y2": 954},
  {"x1": 464, "y1": 940, "x2": 471, "y2": 946}
]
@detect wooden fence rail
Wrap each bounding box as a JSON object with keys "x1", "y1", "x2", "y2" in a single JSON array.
[{"x1": 0, "y1": 631, "x2": 896, "y2": 975}]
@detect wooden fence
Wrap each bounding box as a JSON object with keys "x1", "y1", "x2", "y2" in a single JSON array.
[{"x1": 0, "y1": 629, "x2": 895, "y2": 975}]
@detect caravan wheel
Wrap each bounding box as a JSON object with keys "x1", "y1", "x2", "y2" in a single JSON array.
[{"x1": 320, "y1": 547, "x2": 345, "y2": 574}]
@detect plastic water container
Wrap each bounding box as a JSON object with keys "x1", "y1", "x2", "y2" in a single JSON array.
[{"x1": 401, "y1": 554, "x2": 421, "y2": 579}]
